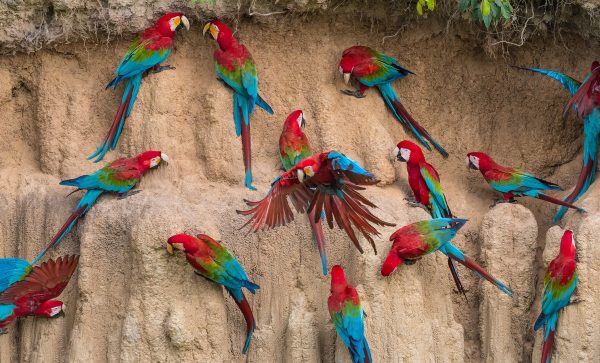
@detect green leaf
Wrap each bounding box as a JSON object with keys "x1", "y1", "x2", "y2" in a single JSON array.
[
  {"x1": 481, "y1": 0, "x2": 491, "y2": 16},
  {"x1": 500, "y1": 2, "x2": 511, "y2": 19},
  {"x1": 427, "y1": 0, "x2": 436, "y2": 11},
  {"x1": 417, "y1": 1, "x2": 424, "y2": 15},
  {"x1": 458, "y1": 0, "x2": 469, "y2": 12},
  {"x1": 483, "y1": 13, "x2": 492, "y2": 28}
]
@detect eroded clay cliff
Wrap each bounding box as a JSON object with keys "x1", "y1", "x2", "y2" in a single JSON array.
[{"x1": 0, "y1": 2, "x2": 599, "y2": 362}]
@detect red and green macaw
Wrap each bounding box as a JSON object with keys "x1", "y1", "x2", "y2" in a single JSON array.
[
  {"x1": 382, "y1": 218, "x2": 513, "y2": 297},
  {"x1": 517, "y1": 62, "x2": 599, "y2": 222},
  {"x1": 467, "y1": 152, "x2": 586, "y2": 214},
  {"x1": 0, "y1": 151, "x2": 168, "y2": 293},
  {"x1": 203, "y1": 19, "x2": 274, "y2": 190},
  {"x1": 0, "y1": 255, "x2": 78, "y2": 334},
  {"x1": 328, "y1": 265, "x2": 372, "y2": 363},
  {"x1": 535, "y1": 230, "x2": 578, "y2": 363},
  {"x1": 88, "y1": 13, "x2": 189, "y2": 162},
  {"x1": 394, "y1": 140, "x2": 465, "y2": 297},
  {"x1": 167, "y1": 233, "x2": 260, "y2": 354},
  {"x1": 279, "y1": 110, "x2": 327, "y2": 275},
  {"x1": 339, "y1": 45, "x2": 448, "y2": 158},
  {"x1": 238, "y1": 151, "x2": 395, "y2": 255}
]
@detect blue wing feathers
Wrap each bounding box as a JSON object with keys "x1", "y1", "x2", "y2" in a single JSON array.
[{"x1": 0, "y1": 258, "x2": 30, "y2": 293}]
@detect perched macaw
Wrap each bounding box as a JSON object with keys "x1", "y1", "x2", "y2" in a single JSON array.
[
  {"x1": 467, "y1": 152, "x2": 586, "y2": 213},
  {"x1": 381, "y1": 218, "x2": 513, "y2": 297},
  {"x1": 0, "y1": 255, "x2": 78, "y2": 334},
  {"x1": 89, "y1": 13, "x2": 189, "y2": 162},
  {"x1": 279, "y1": 110, "x2": 327, "y2": 275},
  {"x1": 167, "y1": 234, "x2": 260, "y2": 354},
  {"x1": 338, "y1": 46, "x2": 447, "y2": 157},
  {"x1": 328, "y1": 265, "x2": 372, "y2": 363},
  {"x1": 203, "y1": 19, "x2": 274, "y2": 190},
  {"x1": 535, "y1": 230, "x2": 578, "y2": 363},
  {"x1": 394, "y1": 140, "x2": 465, "y2": 297},
  {"x1": 517, "y1": 62, "x2": 600, "y2": 222},
  {"x1": 237, "y1": 151, "x2": 395, "y2": 254}
]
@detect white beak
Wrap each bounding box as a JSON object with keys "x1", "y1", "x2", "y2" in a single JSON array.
[
  {"x1": 161, "y1": 152, "x2": 170, "y2": 163},
  {"x1": 181, "y1": 16, "x2": 190, "y2": 30},
  {"x1": 393, "y1": 147, "x2": 400, "y2": 158},
  {"x1": 297, "y1": 169, "x2": 305, "y2": 183},
  {"x1": 343, "y1": 73, "x2": 351, "y2": 84}
]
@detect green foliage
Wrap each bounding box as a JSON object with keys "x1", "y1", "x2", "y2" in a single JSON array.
[
  {"x1": 457, "y1": 0, "x2": 513, "y2": 28},
  {"x1": 417, "y1": 0, "x2": 436, "y2": 16},
  {"x1": 190, "y1": 0, "x2": 216, "y2": 5}
]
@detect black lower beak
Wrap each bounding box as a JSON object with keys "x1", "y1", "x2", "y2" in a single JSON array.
[{"x1": 396, "y1": 155, "x2": 406, "y2": 162}]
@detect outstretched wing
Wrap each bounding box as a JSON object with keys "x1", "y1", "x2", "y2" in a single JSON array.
[
  {"x1": 0, "y1": 255, "x2": 79, "y2": 305},
  {"x1": 237, "y1": 174, "x2": 314, "y2": 232},
  {"x1": 327, "y1": 152, "x2": 379, "y2": 186}
]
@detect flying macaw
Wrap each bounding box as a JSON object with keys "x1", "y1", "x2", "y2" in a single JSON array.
[
  {"x1": 0, "y1": 255, "x2": 78, "y2": 334},
  {"x1": 466, "y1": 152, "x2": 586, "y2": 213},
  {"x1": 381, "y1": 218, "x2": 513, "y2": 297},
  {"x1": 517, "y1": 62, "x2": 600, "y2": 222},
  {"x1": 394, "y1": 140, "x2": 465, "y2": 297},
  {"x1": 338, "y1": 45, "x2": 448, "y2": 157},
  {"x1": 89, "y1": 13, "x2": 189, "y2": 162},
  {"x1": 237, "y1": 151, "x2": 395, "y2": 255},
  {"x1": 328, "y1": 265, "x2": 372, "y2": 363},
  {"x1": 279, "y1": 110, "x2": 327, "y2": 275},
  {"x1": 203, "y1": 19, "x2": 274, "y2": 190},
  {"x1": 167, "y1": 233, "x2": 260, "y2": 354},
  {"x1": 535, "y1": 230, "x2": 578, "y2": 363}
]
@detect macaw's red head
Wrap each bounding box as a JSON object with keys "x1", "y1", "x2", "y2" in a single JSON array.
[
  {"x1": 592, "y1": 61, "x2": 599, "y2": 72},
  {"x1": 155, "y1": 12, "x2": 190, "y2": 37},
  {"x1": 294, "y1": 157, "x2": 319, "y2": 183},
  {"x1": 394, "y1": 140, "x2": 425, "y2": 164},
  {"x1": 559, "y1": 230, "x2": 576, "y2": 259},
  {"x1": 284, "y1": 110, "x2": 305, "y2": 131},
  {"x1": 34, "y1": 300, "x2": 66, "y2": 318},
  {"x1": 136, "y1": 150, "x2": 169, "y2": 170},
  {"x1": 339, "y1": 46, "x2": 371, "y2": 84},
  {"x1": 466, "y1": 152, "x2": 495, "y2": 172},
  {"x1": 330, "y1": 265, "x2": 348, "y2": 292},
  {"x1": 203, "y1": 19, "x2": 234, "y2": 48},
  {"x1": 166, "y1": 233, "x2": 201, "y2": 255}
]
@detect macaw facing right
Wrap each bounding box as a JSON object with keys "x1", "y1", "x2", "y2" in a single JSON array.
[
  {"x1": 279, "y1": 110, "x2": 327, "y2": 275},
  {"x1": 516, "y1": 62, "x2": 599, "y2": 222},
  {"x1": 534, "y1": 230, "x2": 578, "y2": 363}
]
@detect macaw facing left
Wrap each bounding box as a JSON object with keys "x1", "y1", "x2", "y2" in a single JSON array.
[
  {"x1": 89, "y1": 13, "x2": 189, "y2": 162},
  {"x1": 279, "y1": 110, "x2": 327, "y2": 275},
  {"x1": 237, "y1": 151, "x2": 395, "y2": 255},
  {"x1": 167, "y1": 234, "x2": 260, "y2": 354},
  {"x1": 204, "y1": 19, "x2": 274, "y2": 190},
  {"x1": 0, "y1": 255, "x2": 79, "y2": 334},
  {"x1": 382, "y1": 218, "x2": 513, "y2": 297},
  {"x1": 328, "y1": 265, "x2": 372, "y2": 363},
  {"x1": 467, "y1": 152, "x2": 586, "y2": 215},
  {"x1": 517, "y1": 62, "x2": 599, "y2": 222},
  {"x1": 534, "y1": 230, "x2": 578, "y2": 363},
  {"x1": 394, "y1": 140, "x2": 465, "y2": 298},
  {"x1": 339, "y1": 45, "x2": 448, "y2": 157}
]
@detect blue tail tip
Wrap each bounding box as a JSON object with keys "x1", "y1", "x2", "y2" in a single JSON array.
[
  {"x1": 244, "y1": 171, "x2": 256, "y2": 191},
  {"x1": 242, "y1": 328, "x2": 254, "y2": 354}
]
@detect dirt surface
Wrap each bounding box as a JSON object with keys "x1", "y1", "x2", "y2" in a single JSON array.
[{"x1": 0, "y1": 12, "x2": 598, "y2": 363}]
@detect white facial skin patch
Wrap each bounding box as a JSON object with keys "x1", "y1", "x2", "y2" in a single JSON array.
[
  {"x1": 468, "y1": 156, "x2": 480, "y2": 169},
  {"x1": 400, "y1": 148, "x2": 411, "y2": 162},
  {"x1": 297, "y1": 113, "x2": 303, "y2": 128}
]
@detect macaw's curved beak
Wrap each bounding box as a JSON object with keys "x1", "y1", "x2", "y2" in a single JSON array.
[
  {"x1": 301, "y1": 117, "x2": 306, "y2": 128},
  {"x1": 160, "y1": 152, "x2": 170, "y2": 165},
  {"x1": 394, "y1": 147, "x2": 405, "y2": 162},
  {"x1": 58, "y1": 310, "x2": 66, "y2": 318},
  {"x1": 343, "y1": 73, "x2": 351, "y2": 84},
  {"x1": 465, "y1": 157, "x2": 475, "y2": 170},
  {"x1": 179, "y1": 16, "x2": 190, "y2": 31},
  {"x1": 166, "y1": 243, "x2": 174, "y2": 255},
  {"x1": 297, "y1": 169, "x2": 305, "y2": 183},
  {"x1": 202, "y1": 23, "x2": 211, "y2": 36}
]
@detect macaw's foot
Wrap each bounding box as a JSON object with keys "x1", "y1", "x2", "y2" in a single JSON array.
[
  {"x1": 407, "y1": 201, "x2": 429, "y2": 212},
  {"x1": 118, "y1": 190, "x2": 142, "y2": 200},
  {"x1": 490, "y1": 198, "x2": 516, "y2": 208},
  {"x1": 568, "y1": 298, "x2": 583, "y2": 306},
  {"x1": 0, "y1": 328, "x2": 6, "y2": 335},
  {"x1": 404, "y1": 258, "x2": 420, "y2": 265},
  {"x1": 341, "y1": 89, "x2": 366, "y2": 98},
  {"x1": 404, "y1": 196, "x2": 417, "y2": 203},
  {"x1": 145, "y1": 65, "x2": 176, "y2": 78}
]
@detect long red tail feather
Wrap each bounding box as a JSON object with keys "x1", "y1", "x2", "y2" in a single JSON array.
[
  {"x1": 537, "y1": 193, "x2": 585, "y2": 212},
  {"x1": 234, "y1": 292, "x2": 256, "y2": 354},
  {"x1": 541, "y1": 330, "x2": 555, "y2": 363},
  {"x1": 308, "y1": 209, "x2": 327, "y2": 275}
]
